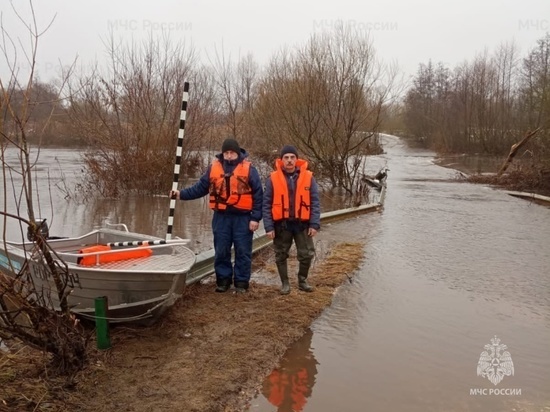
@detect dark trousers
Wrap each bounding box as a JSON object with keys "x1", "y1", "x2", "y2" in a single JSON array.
[
  {"x1": 273, "y1": 226, "x2": 315, "y2": 273},
  {"x1": 212, "y1": 212, "x2": 253, "y2": 287}
]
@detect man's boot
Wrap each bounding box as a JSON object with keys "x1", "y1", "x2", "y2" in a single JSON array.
[
  {"x1": 234, "y1": 280, "x2": 249, "y2": 294},
  {"x1": 277, "y1": 263, "x2": 290, "y2": 295},
  {"x1": 215, "y1": 278, "x2": 231, "y2": 293},
  {"x1": 298, "y1": 264, "x2": 314, "y2": 292}
]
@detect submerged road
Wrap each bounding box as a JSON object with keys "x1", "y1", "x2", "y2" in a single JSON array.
[{"x1": 250, "y1": 135, "x2": 550, "y2": 412}]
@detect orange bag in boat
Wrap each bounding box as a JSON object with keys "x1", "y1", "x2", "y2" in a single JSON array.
[{"x1": 78, "y1": 245, "x2": 152, "y2": 266}]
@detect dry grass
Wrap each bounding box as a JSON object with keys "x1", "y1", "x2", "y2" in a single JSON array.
[{"x1": 0, "y1": 241, "x2": 364, "y2": 412}]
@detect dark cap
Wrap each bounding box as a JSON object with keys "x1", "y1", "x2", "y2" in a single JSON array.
[
  {"x1": 221, "y1": 138, "x2": 240, "y2": 154},
  {"x1": 280, "y1": 145, "x2": 298, "y2": 158}
]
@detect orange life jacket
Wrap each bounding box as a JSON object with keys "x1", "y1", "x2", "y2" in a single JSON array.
[
  {"x1": 270, "y1": 158, "x2": 312, "y2": 221},
  {"x1": 209, "y1": 159, "x2": 253, "y2": 211}
]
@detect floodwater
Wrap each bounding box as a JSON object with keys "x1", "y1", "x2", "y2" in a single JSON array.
[
  {"x1": 0, "y1": 148, "x2": 217, "y2": 251},
  {"x1": 2, "y1": 137, "x2": 550, "y2": 411},
  {"x1": 250, "y1": 135, "x2": 550, "y2": 411}
]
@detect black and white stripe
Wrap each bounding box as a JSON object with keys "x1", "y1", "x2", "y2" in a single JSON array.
[
  {"x1": 107, "y1": 240, "x2": 170, "y2": 247},
  {"x1": 167, "y1": 81, "x2": 189, "y2": 240}
]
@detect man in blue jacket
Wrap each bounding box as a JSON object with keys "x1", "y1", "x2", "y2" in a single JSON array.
[
  {"x1": 171, "y1": 138, "x2": 263, "y2": 293},
  {"x1": 263, "y1": 145, "x2": 321, "y2": 295}
]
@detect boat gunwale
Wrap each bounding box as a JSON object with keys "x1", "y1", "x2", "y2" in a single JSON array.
[{"x1": 4, "y1": 228, "x2": 196, "y2": 274}]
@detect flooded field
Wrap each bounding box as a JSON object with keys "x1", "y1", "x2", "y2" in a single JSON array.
[{"x1": 2, "y1": 136, "x2": 549, "y2": 411}]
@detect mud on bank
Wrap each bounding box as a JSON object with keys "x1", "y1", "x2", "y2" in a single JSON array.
[{"x1": 1, "y1": 241, "x2": 364, "y2": 412}]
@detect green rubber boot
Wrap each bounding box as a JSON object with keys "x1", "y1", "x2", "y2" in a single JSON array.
[
  {"x1": 277, "y1": 263, "x2": 290, "y2": 295},
  {"x1": 298, "y1": 264, "x2": 314, "y2": 292}
]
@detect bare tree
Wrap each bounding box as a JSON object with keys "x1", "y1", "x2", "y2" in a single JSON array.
[
  {"x1": 402, "y1": 35, "x2": 549, "y2": 193},
  {"x1": 254, "y1": 24, "x2": 397, "y2": 194},
  {"x1": 208, "y1": 47, "x2": 260, "y2": 150},
  {"x1": 0, "y1": 0, "x2": 86, "y2": 373},
  {"x1": 520, "y1": 34, "x2": 550, "y2": 133},
  {"x1": 66, "y1": 32, "x2": 217, "y2": 197},
  {"x1": 404, "y1": 61, "x2": 446, "y2": 147},
  {"x1": 405, "y1": 43, "x2": 524, "y2": 155}
]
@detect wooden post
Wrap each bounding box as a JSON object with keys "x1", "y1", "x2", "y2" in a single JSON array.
[{"x1": 95, "y1": 296, "x2": 111, "y2": 350}]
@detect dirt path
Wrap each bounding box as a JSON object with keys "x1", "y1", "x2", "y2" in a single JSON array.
[{"x1": 1, "y1": 241, "x2": 364, "y2": 412}]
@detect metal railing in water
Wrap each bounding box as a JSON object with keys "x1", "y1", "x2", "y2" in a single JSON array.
[{"x1": 185, "y1": 184, "x2": 386, "y2": 285}]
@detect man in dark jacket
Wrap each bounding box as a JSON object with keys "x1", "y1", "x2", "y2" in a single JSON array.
[
  {"x1": 263, "y1": 145, "x2": 321, "y2": 294},
  {"x1": 170, "y1": 138, "x2": 263, "y2": 293}
]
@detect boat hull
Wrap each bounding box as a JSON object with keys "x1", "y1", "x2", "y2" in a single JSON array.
[{"x1": 0, "y1": 228, "x2": 196, "y2": 324}]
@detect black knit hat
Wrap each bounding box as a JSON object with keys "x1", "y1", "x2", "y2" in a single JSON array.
[
  {"x1": 280, "y1": 145, "x2": 298, "y2": 158},
  {"x1": 221, "y1": 138, "x2": 240, "y2": 154}
]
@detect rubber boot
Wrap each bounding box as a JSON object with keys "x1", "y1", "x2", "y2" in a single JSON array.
[
  {"x1": 234, "y1": 281, "x2": 249, "y2": 294},
  {"x1": 215, "y1": 278, "x2": 231, "y2": 293},
  {"x1": 298, "y1": 264, "x2": 314, "y2": 292},
  {"x1": 277, "y1": 263, "x2": 290, "y2": 295}
]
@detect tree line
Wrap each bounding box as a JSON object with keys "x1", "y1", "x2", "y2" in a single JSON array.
[
  {"x1": 3, "y1": 25, "x2": 397, "y2": 198},
  {"x1": 402, "y1": 35, "x2": 549, "y2": 159},
  {"x1": 3, "y1": 6, "x2": 548, "y2": 201}
]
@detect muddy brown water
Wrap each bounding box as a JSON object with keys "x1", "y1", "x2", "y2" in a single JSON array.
[
  {"x1": 250, "y1": 136, "x2": 550, "y2": 411},
  {"x1": 2, "y1": 136, "x2": 549, "y2": 411}
]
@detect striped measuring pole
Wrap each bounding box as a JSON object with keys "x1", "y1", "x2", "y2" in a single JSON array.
[
  {"x1": 106, "y1": 239, "x2": 186, "y2": 247},
  {"x1": 166, "y1": 81, "x2": 189, "y2": 240}
]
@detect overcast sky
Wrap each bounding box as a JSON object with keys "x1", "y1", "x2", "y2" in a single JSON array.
[{"x1": 1, "y1": 0, "x2": 549, "y2": 83}]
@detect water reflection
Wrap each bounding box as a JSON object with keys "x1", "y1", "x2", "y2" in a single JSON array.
[{"x1": 260, "y1": 329, "x2": 318, "y2": 412}]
